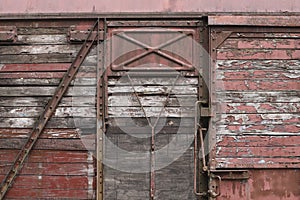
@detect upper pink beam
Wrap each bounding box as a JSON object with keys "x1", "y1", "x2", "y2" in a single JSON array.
[{"x1": 0, "y1": 0, "x2": 299, "y2": 14}]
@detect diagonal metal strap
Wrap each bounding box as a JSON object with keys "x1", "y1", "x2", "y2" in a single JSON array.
[
  {"x1": 127, "y1": 73, "x2": 180, "y2": 200},
  {"x1": 0, "y1": 21, "x2": 100, "y2": 200}
]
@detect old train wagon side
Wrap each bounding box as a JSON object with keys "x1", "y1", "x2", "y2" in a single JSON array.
[{"x1": 0, "y1": 15, "x2": 299, "y2": 200}]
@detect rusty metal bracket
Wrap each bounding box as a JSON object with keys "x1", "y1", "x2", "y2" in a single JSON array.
[
  {"x1": 208, "y1": 174, "x2": 221, "y2": 198},
  {"x1": 0, "y1": 26, "x2": 17, "y2": 42},
  {"x1": 68, "y1": 25, "x2": 104, "y2": 42},
  {"x1": 0, "y1": 21, "x2": 101, "y2": 200},
  {"x1": 210, "y1": 170, "x2": 250, "y2": 180},
  {"x1": 210, "y1": 30, "x2": 232, "y2": 50},
  {"x1": 207, "y1": 170, "x2": 249, "y2": 198}
]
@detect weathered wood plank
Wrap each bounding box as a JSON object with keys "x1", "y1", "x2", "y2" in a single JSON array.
[
  {"x1": 216, "y1": 157, "x2": 300, "y2": 168},
  {"x1": 216, "y1": 113, "x2": 299, "y2": 125},
  {"x1": 0, "y1": 138, "x2": 95, "y2": 150},
  {"x1": 216, "y1": 135, "x2": 300, "y2": 147},
  {"x1": 221, "y1": 38, "x2": 300, "y2": 49},
  {"x1": 217, "y1": 80, "x2": 300, "y2": 91},
  {"x1": 107, "y1": 117, "x2": 194, "y2": 128},
  {"x1": 106, "y1": 126, "x2": 193, "y2": 134},
  {"x1": 0, "y1": 163, "x2": 91, "y2": 176},
  {"x1": 0, "y1": 128, "x2": 88, "y2": 139},
  {"x1": 216, "y1": 91, "x2": 300, "y2": 103},
  {"x1": 230, "y1": 32, "x2": 300, "y2": 39},
  {"x1": 0, "y1": 117, "x2": 96, "y2": 128},
  {"x1": 0, "y1": 53, "x2": 75, "y2": 64},
  {"x1": 0, "y1": 72, "x2": 95, "y2": 79},
  {"x1": 216, "y1": 146, "x2": 300, "y2": 157},
  {"x1": 0, "y1": 97, "x2": 95, "y2": 107},
  {"x1": 5, "y1": 187, "x2": 92, "y2": 199},
  {"x1": 0, "y1": 44, "x2": 80, "y2": 55},
  {"x1": 108, "y1": 95, "x2": 197, "y2": 107},
  {"x1": 0, "y1": 86, "x2": 96, "y2": 96},
  {"x1": 0, "y1": 63, "x2": 70, "y2": 72},
  {"x1": 216, "y1": 70, "x2": 300, "y2": 80},
  {"x1": 4, "y1": 176, "x2": 92, "y2": 190},
  {"x1": 217, "y1": 124, "x2": 300, "y2": 135},
  {"x1": 108, "y1": 85, "x2": 197, "y2": 94},
  {"x1": 216, "y1": 60, "x2": 300, "y2": 70},
  {"x1": 17, "y1": 34, "x2": 67, "y2": 44},
  {"x1": 217, "y1": 49, "x2": 300, "y2": 60},
  {"x1": 108, "y1": 106, "x2": 194, "y2": 117},
  {"x1": 0, "y1": 77, "x2": 96, "y2": 86},
  {"x1": 0, "y1": 150, "x2": 91, "y2": 163},
  {"x1": 108, "y1": 77, "x2": 198, "y2": 86},
  {"x1": 0, "y1": 20, "x2": 96, "y2": 28},
  {"x1": 220, "y1": 102, "x2": 300, "y2": 114},
  {"x1": 18, "y1": 27, "x2": 68, "y2": 35}
]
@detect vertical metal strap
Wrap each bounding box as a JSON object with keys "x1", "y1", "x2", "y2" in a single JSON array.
[
  {"x1": 96, "y1": 18, "x2": 105, "y2": 200},
  {"x1": 127, "y1": 73, "x2": 180, "y2": 200},
  {"x1": 0, "y1": 21, "x2": 99, "y2": 200}
]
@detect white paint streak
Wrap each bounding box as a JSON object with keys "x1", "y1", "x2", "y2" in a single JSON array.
[
  {"x1": 87, "y1": 152, "x2": 95, "y2": 199},
  {"x1": 258, "y1": 160, "x2": 266, "y2": 164}
]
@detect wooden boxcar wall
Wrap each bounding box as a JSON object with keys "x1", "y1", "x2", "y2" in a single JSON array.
[
  {"x1": 0, "y1": 16, "x2": 299, "y2": 200},
  {"x1": 209, "y1": 16, "x2": 300, "y2": 200},
  {"x1": 0, "y1": 19, "x2": 99, "y2": 199}
]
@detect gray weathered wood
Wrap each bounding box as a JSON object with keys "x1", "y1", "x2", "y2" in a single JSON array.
[
  {"x1": 0, "y1": 45, "x2": 80, "y2": 55},
  {"x1": 0, "y1": 117, "x2": 96, "y2": 128},
  {"x1": 0, "y1": 97, "x2": 95, "y2": 107},
  {"x1": 108, "y1": 106, "x2": 194, "y2": 118},
  {"x1": 17, "y1": 35, "x2": 68, "y2": 44},
  {"x1": 108, "y1": 86, "x2": 197, "y2": 94},
  {"x1": 108, "y1": 95, "x2": 197, "y2": 107},
  {"x1": 0, "y1": 78, "x2": 96, "y2": 86},
  {"x1": 108, "y1": 77, "x2": 198, "y2": 86},
  {"x1": 0, "y1": 86, "x2": 96, "y2": 96},
  {"x1": 18, "y1": 27, "x2": 68, "y2": 35},
  {"x1": 0, "y1": 107, "x2": 96, "y2": 118}
]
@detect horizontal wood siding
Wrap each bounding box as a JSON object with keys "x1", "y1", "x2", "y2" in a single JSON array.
[
  {"x1": 0, "y1": 20, "x2": 97, "y2": 199},
  {"x1": 213, "y1": 27, "x2": 300, "y2": 169}
]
